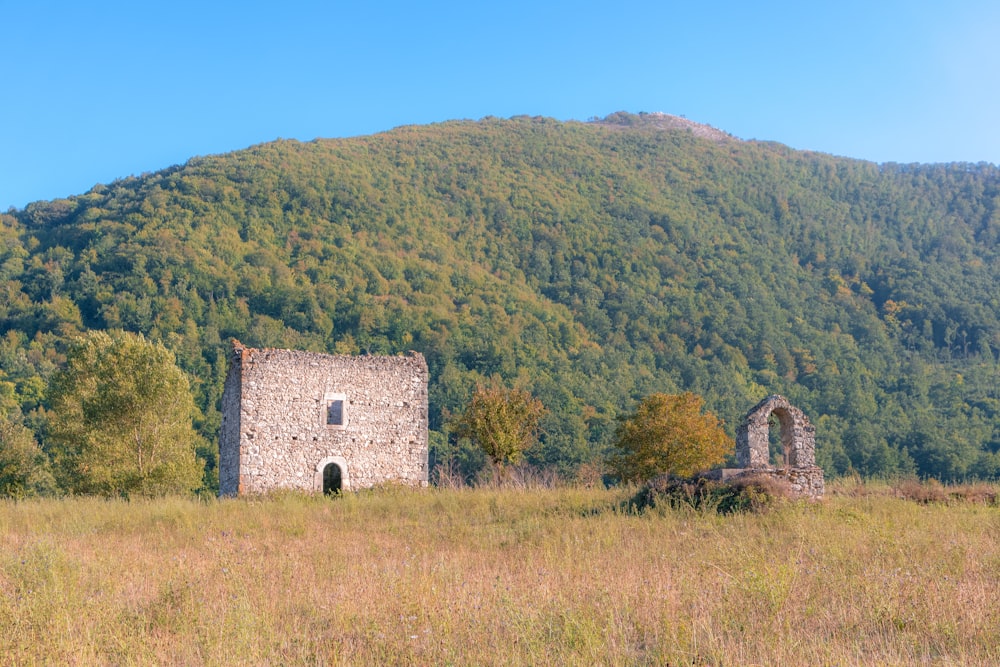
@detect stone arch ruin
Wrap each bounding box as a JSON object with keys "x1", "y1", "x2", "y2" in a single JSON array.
[
  {"x1": 721, "y1": 394, "x2": 824, "y2": 499},
  {"x1": 736, "y1": 394, "x2": 816, "y2": 469}
]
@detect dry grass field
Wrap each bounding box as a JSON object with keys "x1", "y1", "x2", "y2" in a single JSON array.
[{"x1": 1, "y1": 481, "x2": 998, "y2": 665}]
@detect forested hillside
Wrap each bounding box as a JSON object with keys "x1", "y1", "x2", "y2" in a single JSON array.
[{"x1": 2, "y1": 112, "x2": 999, "y2": 483}]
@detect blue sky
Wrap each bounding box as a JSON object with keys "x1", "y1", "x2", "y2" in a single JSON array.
[{"x1": 3, "y1": 1, "x2": 999, "y2": 211}]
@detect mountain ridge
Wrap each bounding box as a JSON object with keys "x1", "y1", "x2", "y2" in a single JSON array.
[
  {"x1": 590, "y1": 111, "x2": 736, "y2": 143},
  {"x1": 2, "y1": 113, "x2": 998, "y2": 483}
]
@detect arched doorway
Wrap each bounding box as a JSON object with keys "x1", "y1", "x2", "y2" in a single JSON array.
[
  {"x1": 314, "y1": 455, "x2": 350, "y2": 494},
  {"x1": 736, "y1": 395, "x2": 816, "y2": 469},
  {"x1": 323, "y1": 462, "x2": 342, "y2": 494},
  {"x1": 768, "y1": 408, "x2": 794, "y2": 468}
]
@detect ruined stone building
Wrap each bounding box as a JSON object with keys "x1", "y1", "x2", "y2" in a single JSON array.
[
  {"x1": 734, "y1": 394, "x2": 825, "y2": 498},
  {"x1": 219, "y1": 341, "x2": 429, "y2": 496},
  {"x1": 709, "y1": 395, "x2": 825, "y2": 498}
]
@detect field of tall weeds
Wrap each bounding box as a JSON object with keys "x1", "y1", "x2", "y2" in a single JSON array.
[{"x1": 1, "y1": 480, "x2": 998, "y2": 665}]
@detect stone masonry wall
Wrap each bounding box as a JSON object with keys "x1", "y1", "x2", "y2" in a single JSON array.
[
  {"x1": 736, "y1": 394, "x2": 816, "y2": 469},
  {"x1": 784, "y1": 465, "x2": 826, "y2": 499},
  {"x1": 219, "y1": 353, "x2": 243, "y2": 495},
  {"x1": 219, "y1": 342, "x2": 428, "y2": 496},
  {"x1": 727, "y1": 395, "x2": 823, "y2": 499}
]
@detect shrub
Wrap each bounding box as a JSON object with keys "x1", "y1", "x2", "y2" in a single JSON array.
[
  {"x1": 629, "y1": 473, "x2": 793, "y2": 514},
  {"x1": 893, "y1": 478, "x2": 999, "y2": 505}
]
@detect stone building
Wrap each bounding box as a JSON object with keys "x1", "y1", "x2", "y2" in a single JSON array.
[{"x1": 219, "y1": 341, "x2": 429, "y2": 496}]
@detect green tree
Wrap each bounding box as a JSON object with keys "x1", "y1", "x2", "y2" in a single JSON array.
[
  {"x1": 453, "y1": 380, "x2": 547, "y2": 476},
  {"x1": 0, "y1": 413, "x2": 56, "y2": 498},
  {"x1": 608, "y1": 392, "x2": 730, "y2": 483},
  {"x1": 46, "y1": 330, "x2": 204, "y2": 497}
]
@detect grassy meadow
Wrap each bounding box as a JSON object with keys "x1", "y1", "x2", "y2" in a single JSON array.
[{"x1": 1, "y1": 482, "x2": 998, "y2": 666}]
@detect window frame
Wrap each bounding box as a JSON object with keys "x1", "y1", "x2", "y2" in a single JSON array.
[{"x1": 323, "y1": 392, "x2": 348, "y2": 430}]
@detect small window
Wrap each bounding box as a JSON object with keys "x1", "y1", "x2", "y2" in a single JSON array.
[
  {"x1": 327, "y1": 400, "x2": 344, "y2": 426},
  {"x1": 323, "y1": 392, "x2": 347, "y2": 429}
]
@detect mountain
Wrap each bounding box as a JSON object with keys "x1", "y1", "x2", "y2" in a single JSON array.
[{"x1": 2, "y1": 112, "x2": 999, "y2": 482}]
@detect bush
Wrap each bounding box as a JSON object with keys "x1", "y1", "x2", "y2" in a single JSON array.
[
  {"x1": 893, "y1": 478, "x2": 999, "y2": 505},
  {"x1": 629, "y1": 473, "x2": 793, "y2": 514}
]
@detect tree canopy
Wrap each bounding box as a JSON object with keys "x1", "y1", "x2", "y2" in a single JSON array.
[
  {"x1": 609, "y1": 392, "x2": 731, "y2": 483},
  {"x1": 0, "y1": 413, "x2": 55, "y2": 498},
  {"x1": 46, "y1": 330, "x2": 204, "y2": 497},
  {"x1": 453, "y1": 381, "x2": 547, "y2": 475}
]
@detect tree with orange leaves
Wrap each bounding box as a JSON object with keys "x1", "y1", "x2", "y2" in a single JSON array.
[{"x1": 608, "y1": 392, "x2": 730, "y2": 483}]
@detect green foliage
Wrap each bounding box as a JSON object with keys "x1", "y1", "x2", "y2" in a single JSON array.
[
  {"x1": 1, "y1": 114, "x2": 1000, "y2": 481},
  {"x1": 46, "y1": 330, "x2": 204, "y2": 497},
  {"x1": 0, "y1": 413, "x2": 56, "y2": 498},
  {"x1": 453, "y1": 380, "x2": 547, "y2": 472},
  {"x1": 609, "y1": 392, "x2": 731, "y2": 483}
]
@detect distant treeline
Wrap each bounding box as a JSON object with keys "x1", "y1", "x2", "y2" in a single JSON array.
[{"x1": 2, "y1": 113, "x2": 999, "y2": 484}]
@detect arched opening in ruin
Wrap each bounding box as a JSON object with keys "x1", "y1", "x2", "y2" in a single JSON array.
[
  {"x1": 736, "y1": 395, "x2": 816, "y2": 470},
  {"x1": 768, "y1": 408, "x2": 794, "y2": 468},
  {"x1": 732, "y1": 395, "x2": 824, "y2": 498},
  {"x1": 322, "y1": 462, "x2": 343, "y2": 495}
]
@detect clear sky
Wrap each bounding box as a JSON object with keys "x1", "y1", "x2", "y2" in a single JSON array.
[{"x1": 3, "y1": 1, "x2": 999, "y2": 211}]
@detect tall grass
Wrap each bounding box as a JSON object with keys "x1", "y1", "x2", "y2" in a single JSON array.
[{"x1": 1, "y1": 482, "x2": 998, "y2": 665}]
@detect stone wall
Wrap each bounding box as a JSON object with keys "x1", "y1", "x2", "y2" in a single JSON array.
[
  {"x1": 706, "y1": 466, "x2": 825, "y2": 500},
  {"x1": 726, "y1": 395, "x2": 823, "y2": 499},
  {"x1": 784, "y1": 465, "x2": 825, "y2": 498},
  {"x1": 219, "y1": 341, "x2": 428, "y2": 496},
  {"x1": 736, "y1": 394, "x2": 816, "y2": 468}
]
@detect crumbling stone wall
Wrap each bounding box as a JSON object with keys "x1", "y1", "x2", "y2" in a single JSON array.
[
  {"x1": 736, "y1": 394, "x2": 816, "y2": 468},
  {"x1": 219, "y1": 341, "x2": 428, "y2": 496},
  {"x1": 731, "y1": 394, "x2": 824, "y2": 499}
]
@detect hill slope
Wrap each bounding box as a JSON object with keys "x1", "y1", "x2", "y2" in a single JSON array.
[{"x1": 2, "y1": 113, "x2": 999, "y2": 481}]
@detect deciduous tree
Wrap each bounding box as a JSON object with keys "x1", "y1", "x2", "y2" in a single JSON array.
[
  {"x1": 453, "y1": 380, "x2": 546, "y2": 476},
  {"x1": 0, "y1": 413, "x2": 56, "y2": 498},
  {"x1": 609, "y1": 392, "x2": 730, "y2": 483},
  {"x1": 46, "y1": 330, "x2": 204, "y2": 497}
]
